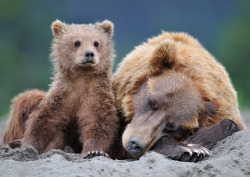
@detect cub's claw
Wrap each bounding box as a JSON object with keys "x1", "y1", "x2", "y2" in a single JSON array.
[{"x1": 83, "y1": 150, "x2": 109, "y2": 159}]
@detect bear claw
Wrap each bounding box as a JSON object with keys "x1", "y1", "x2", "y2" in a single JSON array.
[
  {"x1": 187, "y1": 144, "x2": 211, "y2": 156},
  {"x1": 152, "y1": 137, "x2": 211, "y2": 162},
  {"x1": 180, "y1": 147, "x2": 193, "y2": 156},
  {"x1": 84, "y1": 151, "x2": 109, "y2": 159},
  {"x1": 201, "y1": 147, "x2": 211, "y2": 156},
  {"x1": 170, "y1": 144, "x2": 210, "y2": 162}
]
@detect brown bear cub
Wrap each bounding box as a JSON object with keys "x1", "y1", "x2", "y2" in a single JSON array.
[
  {"x1": 2, "y1": 20, "x2": 119, "y2": 158},
  {"x1": 112, "y1": 33, "x2": 246, "y2": 162}
]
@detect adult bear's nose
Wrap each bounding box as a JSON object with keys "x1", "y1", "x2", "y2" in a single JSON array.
[
  {"x1": 127, "y1": 136, "x2": 146, "y2": 157},
  {"x1": 84, "y1": 51, "x2": 94, "y2": 62}
]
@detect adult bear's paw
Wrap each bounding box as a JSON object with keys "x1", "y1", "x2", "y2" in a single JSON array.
[
  {"x1": 172, "y1": 143, "x2": 210, "y2": 162},
  {"x1": 152, "y1": 136, "x2": 210, "y2": 162}
]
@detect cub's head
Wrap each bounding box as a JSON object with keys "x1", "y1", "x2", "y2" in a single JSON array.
[
  {"x1": 50, "y1": 20, "x2": 114, "y2": 76},
  {"x1": 122, "y1": 72, "x2": 206, "y2": 158}
]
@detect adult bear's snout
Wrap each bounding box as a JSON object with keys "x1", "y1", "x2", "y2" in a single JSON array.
[{"x1": 127, "y1": 136, "x2": 146, "y2": 157}]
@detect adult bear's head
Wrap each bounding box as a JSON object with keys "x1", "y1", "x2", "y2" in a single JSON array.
[{"x1": 122, "y1": 72, "x2": 205, "y2": 158}]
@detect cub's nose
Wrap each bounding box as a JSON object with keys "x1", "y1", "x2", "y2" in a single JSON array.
[
  {"x1": 127, "y1": 136, "x2": 146, "y2": 157},
  {"x1": 84, "y1": 51, "x2": 94, "y2": 62}
]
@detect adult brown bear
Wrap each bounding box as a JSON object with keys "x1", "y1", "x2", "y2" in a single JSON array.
[{"x1": 112, "y1": 32, "x2": 246, "y2": 162}]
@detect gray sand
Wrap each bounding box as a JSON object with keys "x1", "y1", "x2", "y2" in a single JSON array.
[{"x1": 0, "y1": 113, "x2": 249, "y2": 177}]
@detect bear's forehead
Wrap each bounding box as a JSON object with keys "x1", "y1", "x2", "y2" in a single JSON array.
[
  {"x1": 148, "y1": 74, "x2": 190, "y2": 94},
  {"x1": 146, "y1": 74, "x2": 202, "y2": 105},
  {"x1": 65, "y1": 24, "x2": 105, "y2": 39}
]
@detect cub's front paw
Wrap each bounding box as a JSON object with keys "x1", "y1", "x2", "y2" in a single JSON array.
[
  {"x1": 8, "y1": 139, "x2": 23, "y2": 149},
  {"x1": 83, "y1": 151, "x2": 110, "y2": 159}
]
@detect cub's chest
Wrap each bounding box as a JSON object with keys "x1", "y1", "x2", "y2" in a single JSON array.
[{"x1": 66, "y1": 80, "x2": 96, "y2": 105}]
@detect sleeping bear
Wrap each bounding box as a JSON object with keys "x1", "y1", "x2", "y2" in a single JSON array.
[{"x1": 112, "y1": 32, "x2": 246, "y2": 162}]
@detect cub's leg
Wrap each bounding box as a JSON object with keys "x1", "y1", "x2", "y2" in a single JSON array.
[
  {"x1": 2, "y1": 90, "x2": 45, "y2": 146},
  {"x1": 184, "y1": 119, "x2": 240, "y2": 150},
  {"x1": 77, "y1": 94, "x2": 119, "y2": 158},
  {"x1": 21, "y1": 104, "x2": 69, "y2": 154}
]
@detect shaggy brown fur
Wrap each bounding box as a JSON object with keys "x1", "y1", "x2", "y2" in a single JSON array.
[
  {"x1": 122, "y1": 72, "x2": 203, "y2": 150},
  {"x1": 2, "y1": 20, "x2": 119, "y2": 158},
  {"x1": 3, "y1": 90, "x2": 45, "y2": 144},
  {"x1": 112, "y1": 32, "x2": 246, "y2": 160}
]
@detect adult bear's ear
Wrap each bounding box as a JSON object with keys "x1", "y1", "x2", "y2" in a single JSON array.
[
  {"x1": 149, "y1": 39, "x2": 176, "y2": 74},
  {"x1": 204, "y1": 101, "x2": 218, "y2": 117},
  {"x1": 99, "y1": 20, "x2": 114, "y2": 37},
  {"x1": 51, "y1": 19, "x2": 67, "y2": 38},
  {"x1": 199, "y1": 101, "x2": 219, "y2": 125}
]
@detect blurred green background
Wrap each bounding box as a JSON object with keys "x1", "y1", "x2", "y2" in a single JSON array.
[{"x1": 0, "y1": 0, "x2": 250, "y2": 117}]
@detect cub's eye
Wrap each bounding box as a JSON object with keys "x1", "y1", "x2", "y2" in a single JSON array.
[
  {"x1": 74, "y1": 41, "x2": 81, "y2": 47},
  {"x1": 94, "y1": 41, "x2": 99, "y2": 47},
  {"x1": 148, "y1": 100, "x2": 158, "y2": 110}
]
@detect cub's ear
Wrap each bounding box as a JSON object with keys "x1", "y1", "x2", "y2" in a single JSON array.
[
  {"x1": 149, "y1": 39, "x2": 176, "y2": 74},
  {"x1": 99, "y1": 20, "x2": 114, "y2": 36},
  {"x1": 51, "y1": 19, "x2": 67, "y2": 38}
]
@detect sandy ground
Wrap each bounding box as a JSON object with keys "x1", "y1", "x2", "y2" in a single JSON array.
[{"x1": 0, "y1": 112, "x2": 249, "y2": 177}]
